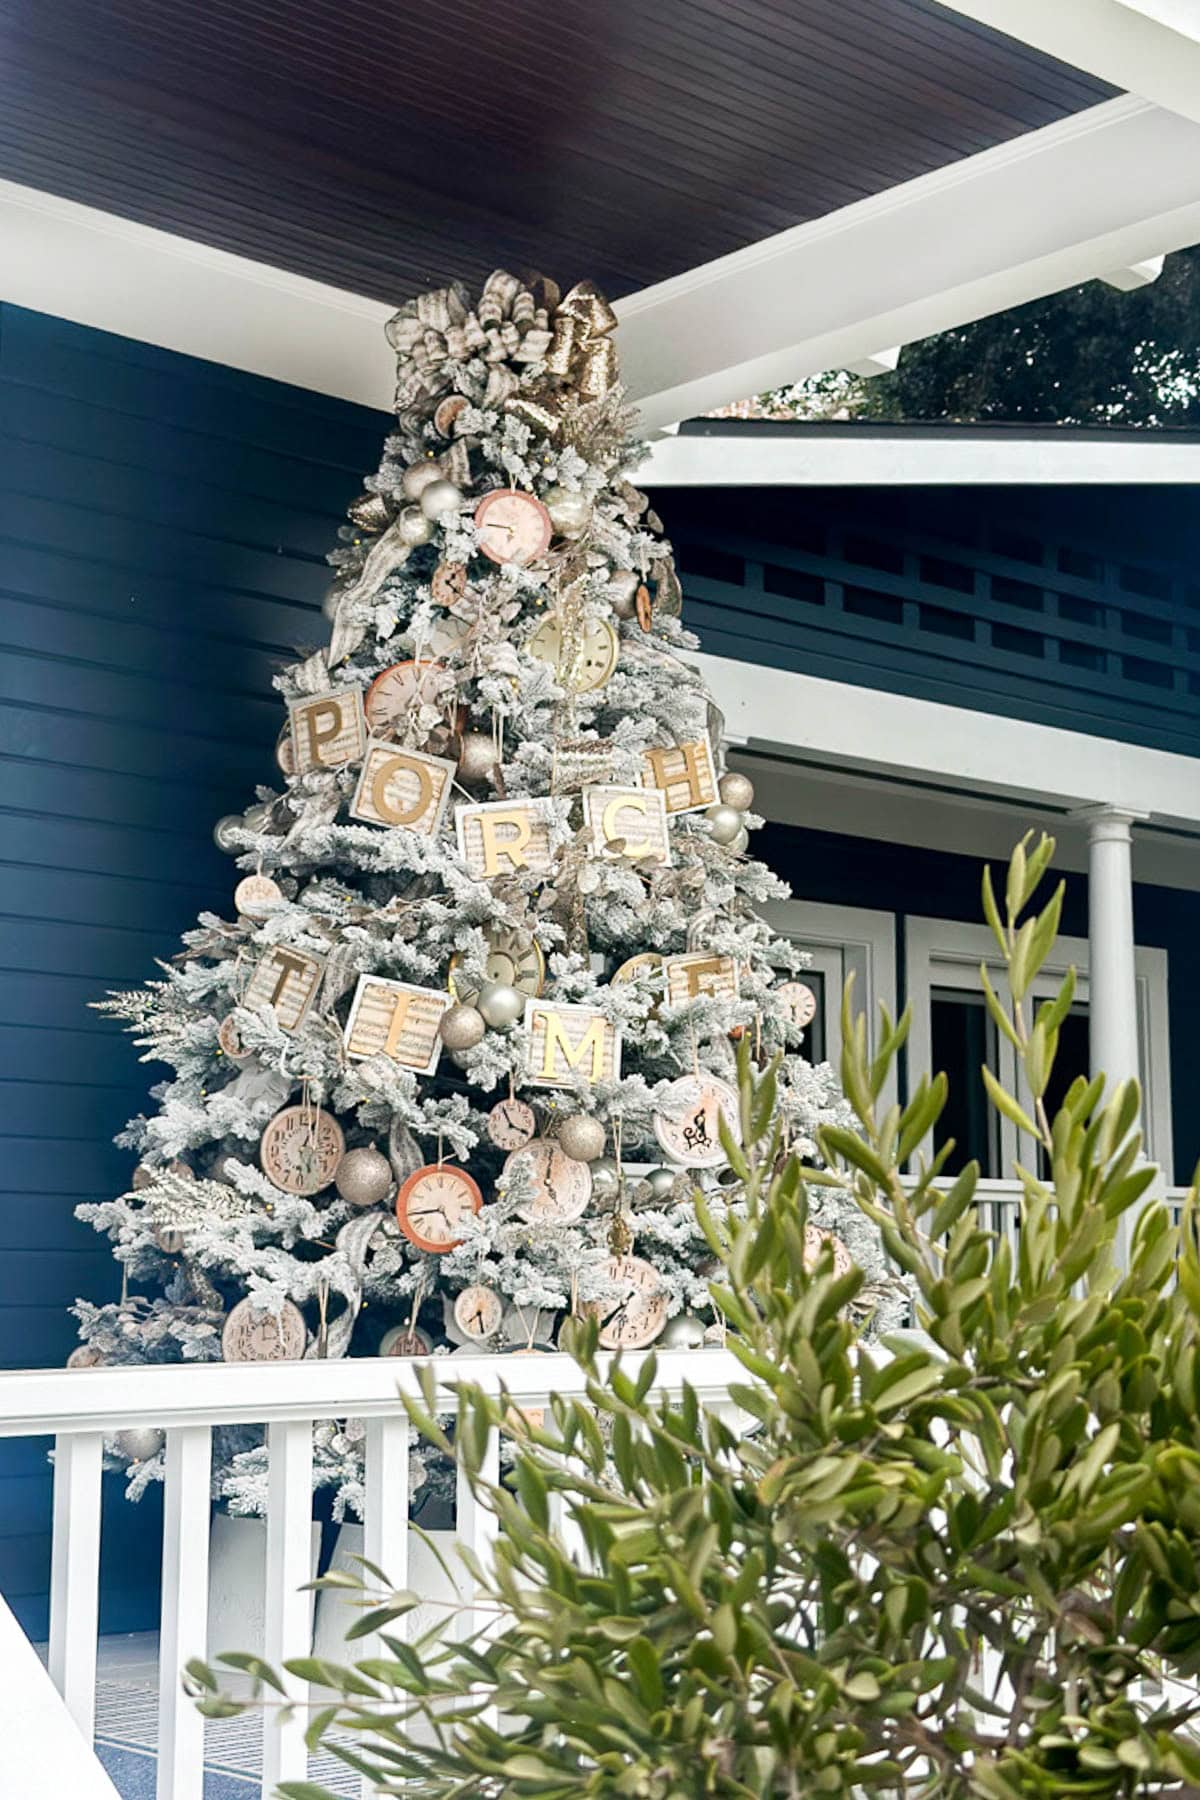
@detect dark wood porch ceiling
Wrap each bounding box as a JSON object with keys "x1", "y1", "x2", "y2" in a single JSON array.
[{"x1": 0, "y1": 0, "x2": 1113, "y2": 305}]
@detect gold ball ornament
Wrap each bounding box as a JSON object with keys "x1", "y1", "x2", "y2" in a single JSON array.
[
  {"x1": 401, "y1": 460, "x2": 446, "y2": 501},
  {"x1": 542, "y1": 485, "x2": 591, "y2": 538},
  {"x1": 439, "y1": 1002, "x2": 487, "y2": 1051},
  {"x1": 718, "y1": 771, "x2": 755, "y2": 811},
  {"x1": 705, "y1": 803, "x2": 744, "y2": 846},
  {"x1": 456, "y1": 731, "x2": 498, "y2": 785},
  {"x1": 212, "y1": 814, "x2": 244, "y2": 853},
  {"x1": 557, "y1": 1113, "x2": 606, "y2": 1163},
  {"x1": 476, "y1": 981, "x2": 525, "y2": 1031},
  {"x1": 419, "y1": 477, "x2": 464, "y2": 520},
  {"x1": 335, "y1": 1146, "x2": 394, "y2": 1209},
  {"x1": 114, "y1": 1427, "x2": 165, "y2": 1463},
  {"x1": 397, "y1": 505, "x2": 436, "y2": 547}
]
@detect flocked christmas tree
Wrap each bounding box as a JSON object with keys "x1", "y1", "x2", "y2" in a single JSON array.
[{"x1": 73, "y1": 270, "x2": 898, "y2": 1516}]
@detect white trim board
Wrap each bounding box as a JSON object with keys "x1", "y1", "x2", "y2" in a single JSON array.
[
  {"x1": 697, "y1": 650, "x2": 1200, "y2": 833},
  {"x1": 641, "y1": 429, "x2": 1200, "y2": 487},
  {"x1": 5, "y1": 94, "x2": 1200, "y2": 429}
]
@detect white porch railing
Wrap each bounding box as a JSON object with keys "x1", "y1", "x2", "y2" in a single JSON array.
[{"x1": 0, "y1": 1347, "x2": 744, "y2": 1800}]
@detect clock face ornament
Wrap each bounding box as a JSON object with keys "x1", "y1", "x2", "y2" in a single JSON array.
[
  {"x1": 486, "y1": 1096, "x2": 538, "y2": 1150},
  {"x1": 778, "y1": 980, "x2": 818, "y2": 1031},
  {"x1": 364, "y1": 660, "x2": 452, "y2": 737},
  {"x1": 453, "y1": 1283, "x2": 504, "y2": 1343},
  {"x1": 527, "y1": 612, "x2": 619, "y2": 694},
  {"x1": 430, "y1": 560, "x2": 467, "y2": 607},
  {"x1": 222, "y1": 1296, "x2": 307, "y2": 1362},
  {"x1": 395, "y1": 1163, "x2": 483, "y2": 1253},
  {"x1": 653, "y1": 1075, "x2": 742, "y2": 1169},
  {"x1": 803, "y1": 1224, "x2": 853, "y2": 1280},
  {"x1": 505, "y1": 1140, "x2": 592, "y2": 1224},
  {"x1": 378, "y1": 1323, "x2": 433, "y2": 1357},
  {"x1": 449, "y1": 926, "x2": 545, "y2": 1008},
  {"x1": 473, "y1": 489, "x2": 553, "y2": 566},
  {"x1": 587, "y1": 1254, "x2": 668, "y2": 1350},
  {"x1": 259, "y1": 1105, "x2": 346, "y2": 1196}
]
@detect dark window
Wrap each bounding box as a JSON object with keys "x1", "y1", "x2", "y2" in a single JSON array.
[
  {"x1": 1060, "y1": 641, "x2": 1105, "y2": 672},
  {"x1": 797, "y1": 970, "x2": 827, "y2": 1065},
  {"x1": 1120, "y1": 611, "x2": 1172, "y2": 644},
  {"x1": 931, "y1": 990, "x2": 1001, "y2": 1178},
  {"x1": 1119, "y1": 563, "x2": 1170, "y2": 601},
  {"x1": 991, "y1": 529, "x2": 1041, "y2": 565}
]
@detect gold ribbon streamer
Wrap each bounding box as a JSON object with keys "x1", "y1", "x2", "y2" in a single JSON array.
[{"x1": 508, "y1": 279, "x2": 620, "y2": 436}]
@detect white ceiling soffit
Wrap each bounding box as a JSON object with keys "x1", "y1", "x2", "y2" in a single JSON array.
[
  {"x1": 938, "y1": 1, "x2": 1200, "y2": 121},
  {"x1": 3, "y1": 95, "x2": 1200, "y2": 427}
]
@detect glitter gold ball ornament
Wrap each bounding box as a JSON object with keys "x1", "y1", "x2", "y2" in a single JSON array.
[
  {"x1": 114, "y1": 1427, "x2": 165, "y2": 1463},
  {"x1": 419, "y1": 477, "x2": 464, "y2": 520},
  {"x1": 606, "y1": 569, "x2": 640, "y2": 618},
  {"x1": 718, "y1": 771, "x2": 755, "y2": 811},
  {"x1": 398, "y1": 504, "x2": 436, "y2": 547},
  {"x1": 705, "y1": 803, "x2": 744, "y2": 845},
  {"x1": 401, "y1": 460, "x2": 446, "y2": 501},
  {"x1": 557, "y1": 1113, "x2": 606, "y2": 1163},
  {"x1": 476, "y1": 981, "x2": 525, "y2": 1031},
  {"x1": 212, "y1": 813, "x2": 244, "y2": 853},
  {"x1": 335, "y1": 1145, "x2": 394, "y2": 1209},
  {"x1": 730, "y1": 826, "x2": 750, "y2": 855},
  {"x1": 660, "y1": 1311, "x2": 706, "y2": 1350},
  {"x1": 456, "y1": 731, "x2": 498, "y2": 784},
  {"x1": 439, "y1": 1001, "x2": 487, "y2": 1051},
  {"x1": 542, "y1": 485, "x2": 591, "y2": 538}
]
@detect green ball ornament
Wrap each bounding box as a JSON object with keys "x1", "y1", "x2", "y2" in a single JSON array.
[
  {"x1": 718, "y1": 771, "x2": 755, "y2": 811},
  {"x1": 477, "y1": 981, "x2": 525, "y2": 1031},
  {"x1": 705, "y1": 803, "x2": 744, "y2": 845}
]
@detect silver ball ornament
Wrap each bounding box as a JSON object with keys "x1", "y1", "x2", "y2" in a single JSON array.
[
  {"x1": 114, "y1": 1426, "x2": 165, "y2": 1463},
  {"x1": 642, "y1": 1166, "x2": 678, "y2": 1202},
  {"x1": 439, "y1": 1002, "x2": 487, "y2": 1051},
  {"x1": 589, "y1": 1157, "x2": 620, "y2": 1201},
  {"x1": 401, "y1": 460, "x2": 446, "y2": 501},
  {"x1": 660, "y1": 1312, "x2": 706, "y2": 1351},
  {"x1": 212, "y1": 814, "x2": 244, "y2": 853},
  {"x1": 335, "y1": 1146, "x2": 393, "y2": 1209},
  {"x1": 705, "y1": 803, "x2": 744, "y2": 846},
  {"x1": 718, "y1": 771, "x2": 755, "y2": 811},
  {"x1": 557, "y1": 1114, "x2": 606, "y2": 1163},
  {"x1": 476, "y1": 981, "x2": 525, "y2": 1032},
  {"x1": 397, "y1": 504, "x2": 435, "y2": 547},
  {"x1": 606, "y1": 569, "x2": 640, "y2": 619},
  {"x1": 419, "y1": 477, "x2": 464, "y2": 520},
  {"x1": 542, "y1": 485, "x2": 591, "y2": 538},
  {"x1": 456, "y1": 732, "x2": 497, "y2": 784},
  {"x1": 730, "y1": 827, "x2": 750, "y2": 855}
]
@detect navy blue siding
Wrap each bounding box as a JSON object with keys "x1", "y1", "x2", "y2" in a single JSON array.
[{"x1": 0, "y1": 302, "x2": 387, "y2": 1635}]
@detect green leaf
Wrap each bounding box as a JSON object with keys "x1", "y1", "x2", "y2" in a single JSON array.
[{"x1": 981, "y1": 1065, "x2": 1040, "y2": 1140}]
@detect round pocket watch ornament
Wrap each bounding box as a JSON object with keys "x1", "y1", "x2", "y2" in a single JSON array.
[
  {"x1": 777, "y1": 980, "x2": 818, "y2": 1031},
  {"x1": 526, "y1": 611, "x2": 619, "y2": 693},
  {"x1": 379, "y1": 1323, "x2": 432, "y2": 1357},
  {"x1": 430, "y1": 560, "x2": 467, "y2": 607},
  {"x1": 217, "y1": 1014, "x2": 253, "y2": 1063},
  {"x1": 653, "y1": 1074, "x2": 742, "y2": 1170},
  {"x1": 453, "y1": 1283, "x2": 504, "y2": 1343},
  {"x1": 487, "y1": 1096, "x2": 537, "y2": 1150},
  {"x1": 222, "y1": 1296, "x2": 307, "y2": 1362},
  {"x1": 259, "y1": 1105, "x2": 346, "y2": 1196},
  {"x1": 395, "y1": 1163, "x2": 483, "y2": 1253},
  {"x1": 448, "y1": 926, "x2": 544, "y2": 1008},
  {"x1": 234, "y1": 873, "x2": 283, "y2": 919},
  {"x1": 473, "y1": 488, "x2": 553, "y2": 566},
  {"x1": 433, "y1": 393, "x2": 468, "y2": 437},
  {"x1": 364, "y1": 660, "x2": 451, "y2": 737},
  {"x1": 505, "y1": 1140, "x2": 592, "y2": 1224},
  {"x1": 803, "y1": 1224, "x2": 853, "y2": 1279},
  {"x1": 586, "y1": 1254, "x2": 668, "y2": 1351}
]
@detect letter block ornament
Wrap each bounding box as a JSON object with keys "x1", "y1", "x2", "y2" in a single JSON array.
[
  {"x1": 582, "y1": 784, "x2": 672, "y2": 863},
  {"x1": 343, "y1": 976, "x2": 453, "y2": 1074},
  {"x1": 242, "y1": 946, "x2": 325, "y2": 1032},
  {"x1": 287, "y1": 685, "x2": 367, "y2": 773},
  {"x1": 523, "y1": 999, "x2": 621, "y2": 1088},
  {"x1": 641, "y1": 734, "x2": 718, "y2": 814},
  {"x1": 455, "y1": 799, "x2": 555, "y2": 879},
  {"x1": 350, "y1": 740, "x2": 456, "y2": 832}
]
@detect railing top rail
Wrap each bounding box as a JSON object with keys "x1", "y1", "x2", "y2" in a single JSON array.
[{"x1": 0, "y1": 1347, "x2": 747, "y2": 1438}]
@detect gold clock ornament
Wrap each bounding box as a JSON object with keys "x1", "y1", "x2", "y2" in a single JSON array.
[
  {"x1": 259, "y1": 1105, "x2": 346, "y2": 1196},
  {"x1": 527, "y1": 611, "x2": 619, "y2": 693},
  {"x1": 448, "y1": 925, "x2": 545, "y2": 1008},
  {"x1": 486, "y1": 1096, "x2": 537, "y2": 1150},
  {"x1": 473, "y1": 488, "x2": 553, "y2": 566},
  {"x1": 586, "y1": 1254, "x2": 668, "y2": 1350},
  {"x1": 777, "y1": 980, "x2": 818, "y2": 1030},
  {"x1": 364, "y1": 660, "x2": 452, "y2": 737},
  {"x1": 505, "y1": 1140, "x2": 592, "y2": 1225},
  {"x1": 652, "y1": 1074, "x2": 742, "y2": 1170},
  {"x1": 217, "y1": 1013, "x2": 253, "y2": 1063},
  {"x1": 453, "y1": 1283, "x2": 504, "y2": 1343},
  {"x1": 222, "y1": 1296, "x2": 307, "y2": 1362},
  {"x1": 395, "y1": 1163, "x2": 483, "y2": 1253}
]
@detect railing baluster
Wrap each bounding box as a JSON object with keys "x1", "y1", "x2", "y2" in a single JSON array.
[
  {"x1": 48, "y1": 1430, "x2": 103, "y2": 1742},
  {"x1": 360, "y1": 1415, "x2": 409, "y2": 1800},
  {"x1": 157, "y1": 1425, "x2": 211, "y2": 1800},
  {"x1": 454, "y1": 1396, "x2": 499, "y2": 1645},
  {"x1": 262, "y1": 1418, "x2": 313, "y2": 1798}
]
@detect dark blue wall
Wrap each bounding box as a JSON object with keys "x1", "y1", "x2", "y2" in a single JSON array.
[{"x1": 0, "y1": 303, "x2": 386, "y2": 1634}]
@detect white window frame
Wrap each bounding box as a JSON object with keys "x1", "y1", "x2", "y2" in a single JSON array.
[
  {"x1": 904, "y1": 917, "x2": 1173, "y2": 1176},
  {"x1": 761, "y1": 900, "x2": 899, "y2": 1114}
]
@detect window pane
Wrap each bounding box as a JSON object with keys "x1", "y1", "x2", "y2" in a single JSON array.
[
  {"x1": 931, "y1": 989, "x2": 1001, "y2": 1177},
  {"x1": 799, "y1": 970, "x2": 827, "y2": 1064}
]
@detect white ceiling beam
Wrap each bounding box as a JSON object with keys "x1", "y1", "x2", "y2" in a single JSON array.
[
  {"x1": 936, "y1": 0, "x2": 1200, "y2": 122},
  {"x1": 618, "y1": 96, "x2": 1200, "y2": 429},
  {"x1": 844, "y1": 346, "x2": 902, "y2": 378},
  {"x1": 1100, "y1": 253, "x2": 1166, "y2": 289}
]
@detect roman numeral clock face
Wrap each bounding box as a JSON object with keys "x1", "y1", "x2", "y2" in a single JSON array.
[
  {"x1": 587, "y1": 1255, "x2": 668, "y2": 1351},
  {"x1": 395, "y1": 1164, "x2": 483, "y2": 1253}
]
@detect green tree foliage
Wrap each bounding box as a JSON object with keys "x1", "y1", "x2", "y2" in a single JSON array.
[
  {"x1": 771, "y1": 249, "x2": 1200, "y2": 426},
  {"x1": 195, "y1": 836, "x2": 1200, "y2": 1797}
]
